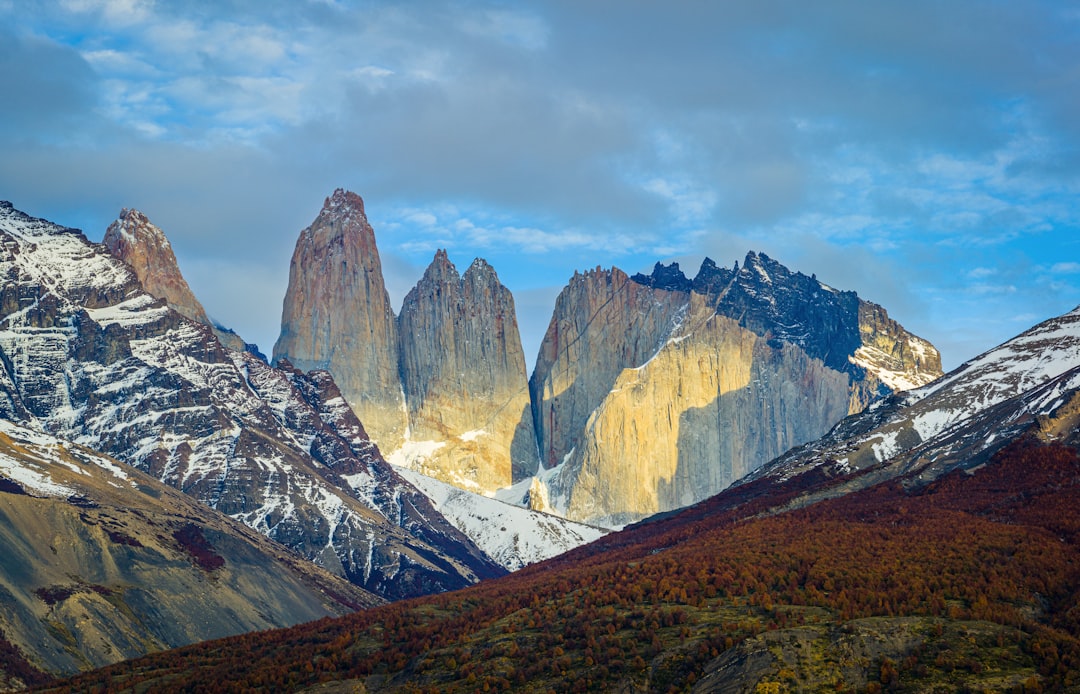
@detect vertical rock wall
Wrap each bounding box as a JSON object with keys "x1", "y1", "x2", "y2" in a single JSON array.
[
  {"x1": 273, "y1": 189, "x2": 407, "y2": 450},
  {"x1": 397, "y1": 250, "x2": 539, "y2": 491}
]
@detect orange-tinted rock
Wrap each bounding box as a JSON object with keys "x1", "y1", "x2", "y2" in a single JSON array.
[
  {"x1": 395, "y1": 250, "x2": 538, "y2": 492},
  {"x1": 272, "y1": 189, "x2": 406, "y2": 450}
]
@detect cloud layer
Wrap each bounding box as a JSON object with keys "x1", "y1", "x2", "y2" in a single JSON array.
[{"x1": 2, "y1": 0, "x2": 1078, "y2": 367}]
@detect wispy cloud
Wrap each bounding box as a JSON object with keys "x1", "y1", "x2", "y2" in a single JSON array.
[{"x1": 2, "y1": 1, "x2": 1078, "y2": 366}]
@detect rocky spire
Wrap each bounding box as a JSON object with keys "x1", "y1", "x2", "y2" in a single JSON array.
[
  {"x1": 103, "y1": 208, "x2": 248, "y2": 352},
  {"x1": 273, "y1": 189, "x2": 407, "y2": 450},
  {"x1": 396, "y1": 249, "x2": 539, "y2": 491}
]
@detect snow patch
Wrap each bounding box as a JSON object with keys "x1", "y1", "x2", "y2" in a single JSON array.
[{"x1": 396, "y1": 468, "x2": 606, "y2": 571}]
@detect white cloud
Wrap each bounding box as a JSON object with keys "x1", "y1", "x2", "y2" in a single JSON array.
[{"x1": 60, "y1": 0, "x2": 155, "y2": 26}]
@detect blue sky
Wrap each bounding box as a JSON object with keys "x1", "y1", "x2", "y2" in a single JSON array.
[{"x1": 2, "y1": 1, "x2": 1079, "y2": 370}]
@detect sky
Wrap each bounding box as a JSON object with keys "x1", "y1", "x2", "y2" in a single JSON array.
[{"x1": 2, "y1": 1, "x2": 1079, "y2": 371}]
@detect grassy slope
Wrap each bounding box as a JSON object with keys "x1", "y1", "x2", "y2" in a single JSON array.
[{"x1": 38, "y1": 438, "x2": 1080, "y2": 693}]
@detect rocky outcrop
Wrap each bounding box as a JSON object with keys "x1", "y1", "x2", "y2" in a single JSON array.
[
  {"x1": 532, "y1": 253, "x2": 941, "y2": 526},
  {"x1": 273, "y1": 189, "x2": 406, "y2": 450},
  {"x1": 395, "y1": 251, "x2": 539, "y2": 492},
  {"x1": 0, "y1": 200, "x2": 503, "y2": 601},
  {"x1": 102, "y1": 208, "x2": 250, "y2": 354}
]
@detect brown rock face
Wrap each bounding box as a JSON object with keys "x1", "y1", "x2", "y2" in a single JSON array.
[
  {"x1": 396, "y1": 250, "x2": 539, "y2": 492},
  {"x1": 272, "y1": 189, "x2": 407, "y2": 450},
  {"x1": 102, "y1": 208, "x2": 247, "y2": 352}
]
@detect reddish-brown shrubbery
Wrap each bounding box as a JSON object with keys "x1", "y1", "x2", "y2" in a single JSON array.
[
  {"x1": 38, "y1": 438, "x2": 1080, "y2": 693},
  {"x1": 172, "y1": 523, "x2": 225, "y2": 572}
]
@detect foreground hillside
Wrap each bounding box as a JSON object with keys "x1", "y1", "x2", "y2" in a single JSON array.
[
  {"x1": 39, "y1": 436, "x2": 1080, "y2": 693},
  {"x1": 0, "y1": 420, "x2": 379, "y2": 689}
]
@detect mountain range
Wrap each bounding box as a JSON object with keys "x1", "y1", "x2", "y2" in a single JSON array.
[
  {"x1": 275, "y1": 189, "x2": 941, "y2": 527},
  {"x1": 38, "y1": 298, "x2": 1080, "y2": 692},
  {"x1": 3, "y1": 190, "x2": 1069, "y2": 690}
]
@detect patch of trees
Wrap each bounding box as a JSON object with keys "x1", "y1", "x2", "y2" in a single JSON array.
[{"x1": 172, "y1": 523, "x2": 225, "y2": 572}]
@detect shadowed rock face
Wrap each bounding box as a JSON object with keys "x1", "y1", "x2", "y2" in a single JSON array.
[
  {"x1": 396, "y1": 250, "x2": 539, "y2": 491},
  {"x1": 273, "y1": 189, "x2": 407, "y2": 451},
  {"x1": 102, "y1": 208, "x2": 250, "y2": 354},
  {"x1": 530, "y1": 254, "x2": 942, "y2": 526}
]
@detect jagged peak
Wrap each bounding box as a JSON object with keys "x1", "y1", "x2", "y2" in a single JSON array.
[
  {"x1": 104, "y1": 207, "x2": 171, "y2": 251},
  {"x1": 421, "y1": 248, "x2": 461, "y2": 283},
  {"x1": 629, "y1": 261, "x2": 691, "y2": 292},
  {"x1": 463, "y1": 256, "x2": 499, "y2": 283},
  {"x1": 303, "y1": 188, "x2": 371, "y2": 241},
  {"x1": 323, "y1": 188, "x2": 366, "y2": 217}
]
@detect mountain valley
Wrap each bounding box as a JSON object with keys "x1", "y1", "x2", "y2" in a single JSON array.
[
  {"x1": 37, "y1": 298, "x2": 1080, "y2": 691},
  {"x1": 0, "y1": 193, "x2": 1075, "y2": 692}
]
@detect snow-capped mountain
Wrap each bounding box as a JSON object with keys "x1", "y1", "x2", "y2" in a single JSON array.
[
  {"x1": 749, "y1": 305, "x2": 1080, "y2": 488},
  {"x1": 0, "y1": 200, "x2": 502, "y2": 600}
]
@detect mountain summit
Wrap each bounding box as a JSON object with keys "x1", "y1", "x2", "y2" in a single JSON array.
[
  {"x1": 102, "y1": 207, "x2": 250, "y2": 353},
  {"x1": 396, "y1": 250, "x2": 540, "y2": 490},
  {"x1": 529, "y1": 253, "x2": 942, "y2": 525},
  {"x1": 274, "y1": 191, "x2": 540, "y2": 494},
  {"x1": 273, "y1": 189, "x2": 408, "y2": 450}
]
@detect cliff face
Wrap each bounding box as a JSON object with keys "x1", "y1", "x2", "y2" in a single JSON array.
[
  {"x1": 533, "y1": 254, "x2": 942, "y2": 526},
  {"x1": 559, "y1": 298, "x2": 850, "y2": 526},
  {"x1": 102, "y1": 208, "x2": 249, "y2": 353},
  {"x1": 272, "y1": 189, "x2": 407, "y2": 450},
  {"x1": 529, "y1": 267, "x2": 689, "y2": 471},
  {"x1": 396, "y1": 250, "x2": 539, "y2": 492}
]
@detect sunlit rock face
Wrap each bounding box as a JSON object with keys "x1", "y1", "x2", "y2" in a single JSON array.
[
  {"x1": 395, "y1": 250, "x2": 539, "y2": 493},
  {"x1": 273, "y1": 189, "x2": 407, "y2": 451},
  {"x1": 531, "y1": 254, "x2": 942, "y2": 526},
  {"x1": 102, "y1": 208, "x2": 248, "y2": 353}
]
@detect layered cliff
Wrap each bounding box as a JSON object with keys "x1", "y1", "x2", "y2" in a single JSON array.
[
  {"x1": 532, "y1": 254, "x2": 942, "y2": 525},
  {"x1": 396, "y1": 250, "x2": 539, "y2": 491},
  {"x1": 102, "y1": 208, "x2": 249, "y2": 353},
  {"x1": 273, "y1": 189, "x2": 407, "y2": 450}
]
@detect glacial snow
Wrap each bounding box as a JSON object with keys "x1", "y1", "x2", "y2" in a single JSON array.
[{"x1": 395, "y1": 468, "x2": 606, "y2": 571}]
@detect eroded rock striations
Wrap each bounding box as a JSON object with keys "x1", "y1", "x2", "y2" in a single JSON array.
[
  {"x1": 102, "y1": 208, "x2": 251, "y2": 354},
  {"x1": 530, "y1": 253, "x2": 941, "y2": 526},
  {"x1": 396, "y1": 250, "x2": 539, "y2": 491},
  {"x1": 0, "y1": 200, "x2": 503, "y2": 602},
  {"x1": 273, "y1": 189, "x2": 407, "y2": 450}
]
